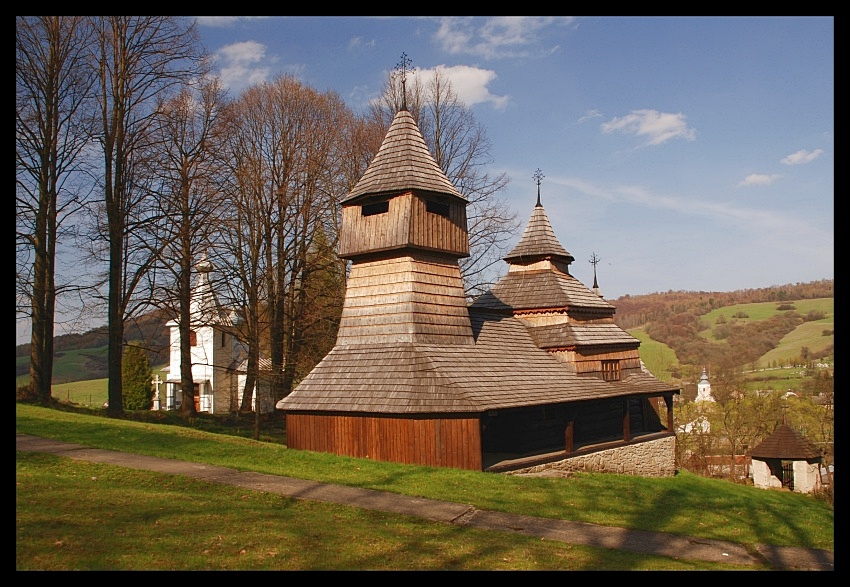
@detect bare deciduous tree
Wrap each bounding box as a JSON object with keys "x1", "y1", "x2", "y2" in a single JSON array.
[
  {"x1": 89, "y1": 16, "x2": 204, "y2": 416},
  {"x1": 219, "y1": 76, "x2": 359, "y2": 415},
  {"x1": 149, "y1": 77, "x2": 228, "y2": 418},
  {"x1": 16, "y1": 16, "x2": 96, "y2": 404}
]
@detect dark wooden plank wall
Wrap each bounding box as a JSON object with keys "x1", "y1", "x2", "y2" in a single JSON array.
[
  {"x1": 286, "y1": 412, "x2": 483, "y2": 470},
  {"x1": 482, "y1": 398, "x2": 663, "y2": 455}
]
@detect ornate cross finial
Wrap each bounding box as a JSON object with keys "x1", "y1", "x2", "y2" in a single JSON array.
[
  {"x1": 533, "y1": 168, "x2": 544, "y2": 207},
  {"x1": 395, "y1": 52, "x2": 414, "y2": 111},
  {"x1": 589, "y1": 252, "x2": 601, "y2": 291}
]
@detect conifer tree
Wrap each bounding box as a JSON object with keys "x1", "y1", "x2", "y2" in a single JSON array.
[{"x1": 122, "y1": 342, "x2": 153, "y2": 410}]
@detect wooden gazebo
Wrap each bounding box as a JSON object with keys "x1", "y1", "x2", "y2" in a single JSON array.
[{"x1": 750, "y1": 423, "x2": 824, "y2": 493}]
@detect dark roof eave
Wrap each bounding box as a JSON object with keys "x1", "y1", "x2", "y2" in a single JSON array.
[{"x1": 342, "y1": 187, "x2": 468, "y2": 205}]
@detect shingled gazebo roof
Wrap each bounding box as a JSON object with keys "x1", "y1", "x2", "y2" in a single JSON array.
[
  {"x1": 342, "y1": 109, "x2": 465, "y2": 203},
  {"x1": 749, "y1": 424, "x2": 823, "y2": 460}
]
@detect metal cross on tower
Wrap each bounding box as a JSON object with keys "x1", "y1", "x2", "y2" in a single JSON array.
[
  {"x1": 589, "y1": 252, "x2": 601, "y2": 293},
  {"x1": 396, "y1": 52, "x2": 413, "y2": 111},
  {"x1": 533, "y1": 168, "x2": 544, "y2": 206}
]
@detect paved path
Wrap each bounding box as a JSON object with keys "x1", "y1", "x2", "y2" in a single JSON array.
[{"x1": 16, "y1": 433, "x2": 833, "y2": 571}]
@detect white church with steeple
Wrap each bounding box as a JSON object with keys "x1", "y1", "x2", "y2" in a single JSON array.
[
  {"x1": 161, "y1": 255, "x2": 273, "y2": 414},
  {"x1": 695, "y1": 367, "x2": 715, "y2": 402}
]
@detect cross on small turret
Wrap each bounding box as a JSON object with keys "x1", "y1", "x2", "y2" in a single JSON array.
[
  {"x1": 589, "y1": 252, "x2": 602, "y2": 295},
  {"x1": 533, "y1": 168, "x2": 544, "y2": 207},
  {"x1": 395, "y1": 52, "x2": 414, "y2": 111}
]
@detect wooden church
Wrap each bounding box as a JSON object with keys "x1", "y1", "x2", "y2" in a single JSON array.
[{"x1": 276, "y1": 105, "x2": 680, "y2": 475}]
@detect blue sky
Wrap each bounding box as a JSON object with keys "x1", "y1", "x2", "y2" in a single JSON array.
[
  {"x1": 194, "y1": 16, "x2": 833, "y2": 300},
  {"x1": 17, "y1": 16, "x2": 834, "y2": 345}
]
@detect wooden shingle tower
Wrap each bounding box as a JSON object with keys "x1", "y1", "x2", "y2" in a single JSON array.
[{"x1": 335, "y1": 106, "x2": 473, "y2": 346}]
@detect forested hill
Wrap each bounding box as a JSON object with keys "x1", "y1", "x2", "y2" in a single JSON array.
[
  {"x1": 15, "y1": 309, "x2": 172, "y2": 362},
  {"x1": 611, "y1": 279, "x2": 833, "y2": 330},
  {"x1": 18, "y1": 279, "x2": 833, "y2": 358}
]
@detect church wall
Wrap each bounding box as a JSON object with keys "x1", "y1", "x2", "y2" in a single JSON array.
[
  {"x1": 336, "y1": 252, "x2": 474, "y2": 345},
  {"x1": 166, "y1": 323, "x2": 245, "y2": 415},
  {"x1": 286, "y1": 412, "x2": 483, "y2": 470},
  {"x1": 516, "y1": 310, "x2": 615, "y2": 326},
  {"x1": 572, "y1": 348, "x2": 642, "y2": 377},
  {"x1": 407, "y1": 193, "x2": 468, "y2": 256}
]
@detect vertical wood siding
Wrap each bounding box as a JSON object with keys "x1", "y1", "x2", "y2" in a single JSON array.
[
  {"x1": 286, "y1": 412, "x2": 483, "y2": 470},
  {"x1": 573, "y1": 349, "x2": 642, "y2": 377},
  {"x1": 339, "y1": 192, "x2": 468, "y2": 259}
]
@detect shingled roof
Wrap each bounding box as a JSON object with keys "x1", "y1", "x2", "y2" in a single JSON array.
[
  {"x1": 526, "y1": 322, "x2": 639, "y2": 349},
  {"x1": 278, "y1": 106, "x2": 680, "y2": 419},
  {"x1": 749, "y1": 424, "x2": 823, "y2": 460},
  {"x1": 504, "y1": 203, "x2": 574, "y2": 264},
  {"x1": 342, "y1": 109, "x2": 465, "y2": 203},
  {"x1": 279, "y1": 311, "x2": 673, "y2": 414},
  {"x1": 470, "y1": 269, "x2": 615, "y2": 312}
]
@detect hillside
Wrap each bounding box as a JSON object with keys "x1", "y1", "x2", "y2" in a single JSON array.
[
  {"x1": 17, "y1": 279, "x2": 833, "y2": 386},
  {"x1": 16, "y1": 310, "x2": 172, "y2": 384},
  {"x1": 616, "y1": 282, "x2": 833, "y2": 394},
  {"x1": 611, "y1": 278, "x2": 833, "y2": 330}
]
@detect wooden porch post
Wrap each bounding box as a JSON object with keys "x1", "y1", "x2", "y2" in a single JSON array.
[
  {"x1": 622, "y1": 400, "x2": 631, "y2": 442},
  {"x1": 565, "y1": 421, "x2": 574, "y2": 453},
  {"x1": 664, "y1": 394, "x2": 674, "y2": 431}
]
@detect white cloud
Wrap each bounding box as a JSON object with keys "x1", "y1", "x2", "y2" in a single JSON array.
[
  {"x1": 601, "y1": 109, "x2": 696, "y2": 146},
  {"x1": 433, "y1": 16, "x2": 574, "y2": 59},
  {"x1": 412, "y1": 65, "x2": 510, "y2": 110},
  {"x1": 554, "y1": 174, "x2": 816, "y2": 236},
  {"x1": 348, "y1": 36, "x2": 376, "y2": 51},
  {"x1": 576, "y1": 109, "x2": 602, "y2": 124},
  {"x1": 781, "y1": 149, "x2": 824, "y2": 165},
  {"x1": 214, "y1": 41, "x2": 272, "y2": 92},
  {"x1": 738, "y1": 173, "x2": 782, "y2": 187}
]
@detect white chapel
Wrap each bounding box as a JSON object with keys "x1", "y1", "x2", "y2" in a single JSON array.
[
  {"x1": 695, "y1": 367, "x2": 715, "y2": 402},
  {"x1": 161, "y1": 255, "x2": 273, "y2": 414}
]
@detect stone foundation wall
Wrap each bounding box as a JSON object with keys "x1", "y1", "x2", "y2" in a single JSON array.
[{"x1": 507, "y1": 436, "x2": 677, "y2": 478}]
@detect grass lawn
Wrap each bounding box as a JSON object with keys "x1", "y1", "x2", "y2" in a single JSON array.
[
  {"x1": 16, "y1": 403, "x2": 833, "y2": 564},
  {"x1": 18, "y1": 451, "x2": 752, "y2": 571}
]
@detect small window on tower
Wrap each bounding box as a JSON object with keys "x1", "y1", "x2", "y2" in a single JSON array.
[
  {"x1": 221, "y1": 331, "x2": 226, "y2": 348},
  {"x1": 362, "y1": 201, "x2": 389, "y2": 216},
  {"x1": 426, "y1": 199, "x2": 450, "y2": 217},
  {"x1": 602, "y1": 359, "x2": 620, "y2": 381},
  {"x1": 189, "y1": 330, "x2": 197, "y2": 347}
]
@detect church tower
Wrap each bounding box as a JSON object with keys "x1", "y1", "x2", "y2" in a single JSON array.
[
  {"x1": 695, "y1": 367, "x2": 714, "y2": 402},
  {"x1": 333, "y1": 105, "x2": 474, "y2": 346}
]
